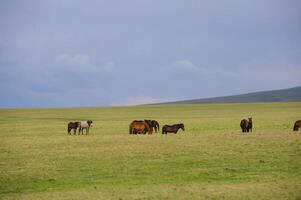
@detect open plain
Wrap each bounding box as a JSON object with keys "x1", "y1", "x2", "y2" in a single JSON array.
[{"x1": 1, "y1": 103, "x2": 301, "y2": 199}]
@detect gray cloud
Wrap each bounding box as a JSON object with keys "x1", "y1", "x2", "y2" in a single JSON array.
[{"x1": 0, "y1": 0, "x2": 300, "y2": 107}]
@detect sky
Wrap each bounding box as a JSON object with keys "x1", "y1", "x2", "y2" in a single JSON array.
[{"x1": 0, "y1": 0, "x2": 300, "y2": 108}]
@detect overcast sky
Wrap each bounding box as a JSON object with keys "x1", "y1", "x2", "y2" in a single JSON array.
[{"x1": 0, "y1": 0, "x2": 300, "y2": 107}]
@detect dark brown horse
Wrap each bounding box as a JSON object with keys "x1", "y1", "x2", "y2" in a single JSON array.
[
  {"x1": 67, "y1": 122, "x2": 80, "y2": 135},
  {"x1": 240, "y1": 118, "x2": 252, "y2": 133},
  {"x1": 162, "y1": 123, "x2": 184, "y2": 134},
  {"x1": 293, "y1": 120, "x2": 301, "y2": 131},
  {"x1": 129, "y1": 120, "x2": 152, "y2": 135},
  {"x1": 144, "y1": 119, "x2": 160, "y2": 133}
]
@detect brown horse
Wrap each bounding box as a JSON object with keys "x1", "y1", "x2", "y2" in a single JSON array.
[
  {"x1": 129, "y1": 120, "x2": 152, "y2": 135},
  {"x1": 144, "y1": 119, "x2": 160, "y2": 133},
  {"x1": 67, "y1": 122, "x2": 80, "y2": 135},
  {"x1": 293, "y1": 120, "x2": 301, "y2": 131},
  {"x1": 240, "y1": 118, "x2": 252, "y2": 133},
  {"x1": 162, "y1": 123, "x2": 184, "y2": 134}
]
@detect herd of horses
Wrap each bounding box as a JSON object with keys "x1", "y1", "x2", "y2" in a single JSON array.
[
  {"x1": 129, "y1": 119, "x2": 185, "y2": 135},
  {"x1": 67, "y1": 119, "x2": 301, "y2": 135}
]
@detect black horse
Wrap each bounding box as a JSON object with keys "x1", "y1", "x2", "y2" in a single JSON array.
[
  {"x1": 144, "y1": 119, "x2": 160, "y2": 133},
  {"x1": 240, "y1": 118, "x2": 252, "y2": 133},
  {"x1": 162, "y1": 123, "x2": 184, "y2": 134}
]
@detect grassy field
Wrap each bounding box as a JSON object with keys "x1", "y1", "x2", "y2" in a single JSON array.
[{"x1": 0, "y1": 103, "x2": 301, "y2": 200}]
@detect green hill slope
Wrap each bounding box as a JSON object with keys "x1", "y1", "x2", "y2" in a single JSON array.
[{"x1": 163, "y1": 86, "x2": 301, "y2": 104}]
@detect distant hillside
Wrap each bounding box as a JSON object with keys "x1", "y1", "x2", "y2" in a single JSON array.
[{"x1": 162, "y1": 86, "x2": 301, "y2": 104}]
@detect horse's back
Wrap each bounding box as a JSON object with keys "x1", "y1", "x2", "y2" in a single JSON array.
[
  {"x1": 80, "y1": 121, "x2": 89, "y2": 128},
  {"x1": 68, "y1": 122, "x2": 78, "y2": 128}
]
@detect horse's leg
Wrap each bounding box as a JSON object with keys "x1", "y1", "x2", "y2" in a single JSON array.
[{"x1": 87, "y1": 128, "x2": 89, "y2": 135}]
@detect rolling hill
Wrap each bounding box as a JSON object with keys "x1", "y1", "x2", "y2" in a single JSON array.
[{"x1": 162, "y1": 86, "x2": 301, "y2": 104}]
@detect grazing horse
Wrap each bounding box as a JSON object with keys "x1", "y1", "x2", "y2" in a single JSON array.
[
  {"x1": 129, "y1": 120, "x2": 152, "y2": 135},
  {"x1": 79, "y1": 120, "x2": 93, "y2": 135},
  {"x1": 67, "y1": 122, "x2": 80, "y2": 135},
  {"x1": 144, "y1": 119, "x2": 160, "y2": 133},
  {"x1": 162, "y1": 123, "x2": 185, "y2": 134},
  {"x1": 240, "y1": 118, "x2": 252, "y2": 133},
  {"x1": 293, "y1": 120, "x2": 301, "y2": 131}
]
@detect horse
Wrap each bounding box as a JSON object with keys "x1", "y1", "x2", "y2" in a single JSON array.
[
  {"x1": 162, "y1": 123, "x2": 185, "y2": 134},
  {"x1": 144, "y1": 119, "x2": 160, "y2": 133},
  {"x1": 67, "y1": 122, "x2": 80, "y2": 135},
  {"x1": 293, "y1": 120, "x2": 301, "y2": 131},
  {"x1": 79, "y1": 120, "x2": 93, "y2": 135},
  {"x1": 129, "y1": 120, "x2": 152, "y2": 135},
  {"x1": 152, "y1": 120, "x2": 160, "y2": 132},
  {"x1": 240, "y1": 118, "x2": 252, "y2": 133}
]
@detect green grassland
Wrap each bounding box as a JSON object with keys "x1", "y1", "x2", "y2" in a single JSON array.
[{"x1": 0, "y1": 103, "x2": 301, "y2": 200}]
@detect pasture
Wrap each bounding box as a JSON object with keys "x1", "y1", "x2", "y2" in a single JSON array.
[{"x1": 0, "y1": 103, "x2": 301, "y2": 200}]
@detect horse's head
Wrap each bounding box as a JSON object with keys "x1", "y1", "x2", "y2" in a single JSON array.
[
  {"x1": 87, "y1": 120, "x2": 93, "y2": 127},
  {"x1": 179, "y1": 123, "x2": 185, "y2": 131}
]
